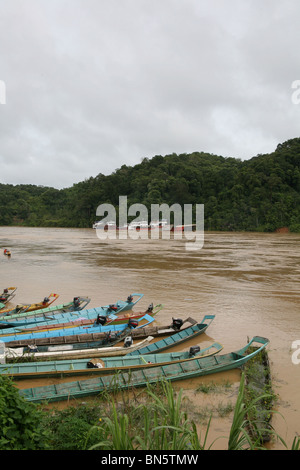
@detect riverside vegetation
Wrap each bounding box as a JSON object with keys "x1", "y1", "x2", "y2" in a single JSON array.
[
  {"x1": 0, "y1": 138, "x2": 299, "y2": 232},
  {"x1": 0, "y1": 373, "x2": 298, "y2": 451}
]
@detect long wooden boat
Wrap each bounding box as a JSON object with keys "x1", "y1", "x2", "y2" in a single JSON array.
[
  {"x1": 0, "y1": 293, "x2": 59, "y2": 317},
  {"x1": 5, "y1": 316, "x2": 211, "y2": 359},
  {"x1": 5, "y1": 336, "x2": 155, "y2": 361},
  {"x1": 1, "y1": 343, "x2": 223, "y2": 379},
  {"x1": 0, "y1": 314, "x2": 156, "y2": 344},
  {"x1": 0, "y1": 293, "x2": 143, "y2": 325},
  {"x1": 0, "y1": 297, "x2": 91, "y2": 328},
  {"x1": 125, "y1": 315, "x2": 215, "y2": 356},
  {"x1": 14, "y1": 319, "x2": 143, "y2": 354},
  {"x1": 0, "y1": 287, "x2": 17, "y2": 305},
  {"x1": 1, "y1": 303, "x2": 163, "y2": 335},
  {"x1": 5, "y1": 317, "x2": 198, "y2": 349},
  {"x1": 18, "y1": 336, "x2": 270, "y2": 403}
]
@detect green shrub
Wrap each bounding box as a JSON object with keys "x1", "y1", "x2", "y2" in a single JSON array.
[{"x1": 0, "y1": 376, "x2": 49, "y2": 450}]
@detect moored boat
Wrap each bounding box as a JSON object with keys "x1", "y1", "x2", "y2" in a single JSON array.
[
  {"x1": 1, "y1": 342, "x2": 223, "y2": 379},
  {"x1": 0, "y1": 293, "x2": 143, "y2": 327},
  {"x1": 0, "y1": 287, "x2": 17, "y2": 305},
  {"x1": 125, "y1": 314, "x2": 215, "y2": 356},
  {"x1": 0, "y1": 313, "x2": 156, "y2": 343},
  {"x1": 5, "y1": 335, "x2": 155, "y2": 361},
  {"x1": 18, "y1": 336, "x2": 270, "y2": 403},
  {"x1": 4, "y1": 316, "x2": 198, "y2": 349},
  {"x1": 0, "y1": 297, "x2": 91, "y2": 328},
  {"x1": 0, "y1": 303, "x2": 162, "y2": 334},
  {"x1": 0, "y1": 293, "x2": 59, "y2": 317},
  {"x1": 7, "y1": 318, "x2": 142, "y2": 354},
  {"x1": 4, "y1": 316, "x2": 210, "y2": 359}
]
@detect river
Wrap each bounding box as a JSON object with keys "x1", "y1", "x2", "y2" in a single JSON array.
[{"x1": 1, "y1": 226, "x2": 299, "y2": 450}]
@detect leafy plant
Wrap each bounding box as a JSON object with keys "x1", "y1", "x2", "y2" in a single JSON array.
[{"x1": 0, "y1": 376, "x2": 49, "y2": 450}]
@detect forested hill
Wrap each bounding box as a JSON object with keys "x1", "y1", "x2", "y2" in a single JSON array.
[{"x1": 1, "y1": 137, "x2": 300, "y2": 232}]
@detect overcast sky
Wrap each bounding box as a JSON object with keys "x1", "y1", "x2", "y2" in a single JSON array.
[{"x1": 0, "y1": 0, "x2": 299, "y2": 189}]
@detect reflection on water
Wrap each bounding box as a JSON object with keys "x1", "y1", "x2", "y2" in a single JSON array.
[{"x1": 0, "y1": 226, "x2": 300, "y2": 449}]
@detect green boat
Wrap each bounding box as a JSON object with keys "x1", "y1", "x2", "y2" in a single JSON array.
[
  {"x1": 18, "y1": 336, "x2": 269, "y2": 403},
  {"x1": 0, "y1": 297, "x2": 91, "y2": 327},
  {"x1": 1, "y1": 343, "x2": 223, "y2": 379},
  {"x1": 125, "y1": 315, "x2": 215, "y2": 356},
  {"x1": 0, "y1": 293, "x2": 143, "y2": 326}
]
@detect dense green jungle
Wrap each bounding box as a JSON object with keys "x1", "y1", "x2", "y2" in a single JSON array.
[{"x1": 1, "y1": 137, "x2": 299, "y2": 232}]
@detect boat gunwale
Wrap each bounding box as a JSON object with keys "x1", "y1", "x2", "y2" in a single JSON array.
[
  {"x1": 18, "y1": 336, "x2": 270, "y2": 403},
  {"x1": 1, "y1": 342, "x2": 224, "y2": 379}
]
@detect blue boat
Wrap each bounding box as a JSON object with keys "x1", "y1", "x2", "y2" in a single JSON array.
[
  {"x1": 0, "y1": 293, "x2": 144, "y2": 328},
  {"x1": 0, "y1": 313, "x2": 155, "y2": 343}
]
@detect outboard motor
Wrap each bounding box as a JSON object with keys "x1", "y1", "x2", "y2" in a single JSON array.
[
  {"x1": 95, "y1": 315, "x2": 107, "y2": 326},
  {"x1": 124, "y1": 336, "x2": 133, "y2": 348},
  {"x1": 73, "y1": 297, "x2": 80, "y2": 309},
  {"x1": 146, "y1": 303, "x2": 154, "y2": 313},
  {"x1": 189, "y1": 346, "x2": 200, "y2": 357},
  {"x1": 43, "y1": 297, "x2": 49, "y2": 304},
  {"x1": 128, "y1": 319, "x2": 138, "y2": 329},
  {"x1": 172, "y1": 318, "x2": 184, "y2": 330},
  {"x1": 106, "y1": 331, "x2": 117, "y2": 342},
  {"x1": 108, "y1": 304, "x2": 118, "y2": 312},
  {"x1": 127, "y1": 295, "x2": 133, "y2": 303}
]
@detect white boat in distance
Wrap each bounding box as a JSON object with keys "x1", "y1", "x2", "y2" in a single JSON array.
[
  {"x1": 93, "y1": 219, "x2": 171, "y2": 230},
  {"x1": 92, "y1": 220, "x2": 116, "y2": 229}
]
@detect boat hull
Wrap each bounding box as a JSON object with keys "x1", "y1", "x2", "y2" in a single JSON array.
[
  {"x1": 1, "y1": 304, "x2": 162, "y2": 334},
  {"x1": 0, "y1": 293, "x2": 59, "y2": 317},
  {"x1": 18, "y1": 336, "x2": 269, "y2": 403},
  {"x1": 5, "y1": 336, "x2": 155, "y2": 362},
  {"x1": 4, "y1": 317, "x2": 198, "y2": 349},
  {"x1": 2, "y1": 343, "x2": 223, "y2": 379}
]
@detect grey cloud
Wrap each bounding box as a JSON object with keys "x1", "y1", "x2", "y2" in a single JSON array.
[{"x1": 0, "y1": 0, "x2": 299, "y2": 188}]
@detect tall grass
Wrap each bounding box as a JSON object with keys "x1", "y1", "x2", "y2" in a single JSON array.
[
  {"x1": 88, "y1": 379, "x2": 212, "y2": 450},
  {"x1": 88, "y1": 374, "x2": 292, "y2": 451},
  {"x1": 40, "y1": 374, "x2": 299, "y2": 450}
]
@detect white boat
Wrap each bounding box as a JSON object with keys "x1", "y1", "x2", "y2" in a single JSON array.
[
  {"x1": 93, "y1": 220, "x2": 116, "y2": 229},
  {"x1": 149, "y1": 219, "x2": 172, "y2": 230},
  {"x1": 128, "y1": 220, "x2": 149, "y2": 230},
  {"x1": 5, "y1": 336, "x2": 154, "y2": 360}
]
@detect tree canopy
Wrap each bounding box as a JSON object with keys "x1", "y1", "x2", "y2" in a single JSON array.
[{"x1": 1, "y1": 137, "x2": 299, "y2": 232}]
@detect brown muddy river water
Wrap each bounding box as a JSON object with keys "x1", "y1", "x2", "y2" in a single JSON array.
[{"x1": 1, "y1": 226, "x2": 300, "y2": 450}]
